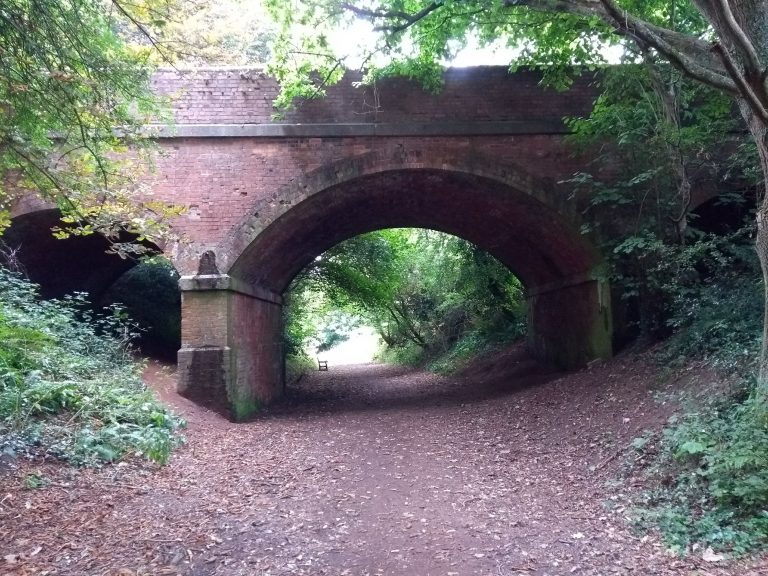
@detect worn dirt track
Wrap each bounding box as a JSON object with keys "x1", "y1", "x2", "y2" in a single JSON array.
[{"x1": 2, "y1": 345, "x2": 767, "y2": 575}]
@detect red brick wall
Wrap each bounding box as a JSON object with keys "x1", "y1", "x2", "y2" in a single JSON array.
[
  {"x1": 138, "y1": 67, "x2": 604, "y2": 281},
  {"x1": 230, "y1": 292, "x2": 283, "y2": 404},
  {"x1": 150, "y1": 135, "x2": 592, "y2": 259},
  {"x1": 151, "y1": 67, "x2": 597, "y2": 125}
]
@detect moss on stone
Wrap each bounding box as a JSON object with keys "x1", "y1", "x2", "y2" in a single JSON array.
[{"x1": 230, "y1": 397, "x2": 259, "y2": 421}]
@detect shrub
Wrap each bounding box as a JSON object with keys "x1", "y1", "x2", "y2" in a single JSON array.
[
  {"x1": 286, "y1": 352, "x2": 314, "y2": 384},
  {"x1": 659, "y1": 232, "x2": 761, "y2": 374},
  {"x1": 101, "y1": 258, "x2": 181, "y2": 358},
  {"x1": 0, "y1": 269, "x2": 183, "y2": 465},
  {"x1": 632, "y1": 384, "x2": 768, "y2": 555}
]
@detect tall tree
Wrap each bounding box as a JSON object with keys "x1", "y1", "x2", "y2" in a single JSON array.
[
  {"x1": 0, "y1": 0, "x2": 181, "y2": 254},
  {"x1": 143, "y1": 0, "x2": 275, "y2": 66},
  {"x1": 266, "y1": 0, "x2": 768, "y2": 387}
]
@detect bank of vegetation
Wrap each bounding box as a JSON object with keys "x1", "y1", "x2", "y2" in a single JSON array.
[
  {"x1": 0, "y1": 269, "x2": 183, "y2": 466},
  {"x1": 555, "y1": 65, "x2": 766, "y2": 555}
]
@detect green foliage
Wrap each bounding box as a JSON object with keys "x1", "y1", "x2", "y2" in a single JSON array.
[
  {"x1": 0, "y1": 0, "x2": 183, "y2": 254},
  {"x1": 155, "y1": 0, "x2": 275, "y2": 66},
  {"x1": 597, "y1": 225, "x2": 761, "y2": 363},
  {"x1": 660, "y1": 233, "x2": 761, "y2": 373},
  {"x1": 316, "y1": 311, "x2": 359, "y2": 353},
  {"x1": 23, "y1": 472, "x2": 48, "y2": 489},
  {"x1": 633, "y1": 389, "x2": 768, "y2": 555},
  {"x1": 0, "y1": 269, "x2": 183, "y2": 465},
  {"x1": 566, "y1": 63, "x2": 756, "y2": 342},
  {"x1": 264, "y1": 0, "x2": 620, "y2": 105},
  {"x1": 264, "y1": 0, "x2": 714, "y2": 109},
  {"x1": 375, "y1": 341, "x2": 424, "y2": 367},
  {"x1": 427, "y1": 331, "x2": 493, "y2": 374},
  {"x1": 286, "y1": 353, "x2": 315, "y2": 384},
  {"x1": 285, "y1": 229, "x2": 527, "y2": 371},
  {"x1": 554, "y1": 34, "x2": 766, "y2": 560},
  {"x1": 102, "y1": 258, "x2": 181, "y2": 358}
]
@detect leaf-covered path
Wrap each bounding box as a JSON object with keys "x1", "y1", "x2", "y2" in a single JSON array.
[{"x1": 2, "y1": 346, "x2": 766, "y2": 575}]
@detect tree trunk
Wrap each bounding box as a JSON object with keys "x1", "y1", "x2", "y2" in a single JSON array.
[
  {"x1": 694, "y1": 0, "x2": 768, "y2": 392},
  {"x1": 750, "y1": 116, "x2": 768, "y2": 391}
]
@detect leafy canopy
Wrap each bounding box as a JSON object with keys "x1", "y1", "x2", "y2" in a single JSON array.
[
  {"x1": 265, "y1": 0, "x2": 711, "y2": 105},
  {"x1": 284, "y1": 229, "x2": 526, "y2": 369},
  {"x1": 0, "y1": 0, "x2": 183, "y2": 253}
]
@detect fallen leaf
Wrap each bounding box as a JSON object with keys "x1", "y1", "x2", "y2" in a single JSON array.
[
  {"x1": 4, "y1": 554, "x2": 18, "y2": 565},
  {"x1": 702, "y1": 547, "x2": 726, "y2": 562}
]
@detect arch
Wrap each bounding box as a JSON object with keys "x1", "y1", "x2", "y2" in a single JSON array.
[
  {"x1": 2, "y1": 209, "x2": 145, "y2": 302},
  {"x1": 216, "y1": 147, "x2": 584, "y2": 282},
  {"x1": 226, "y1": 167, "x2": 596, "y2": 293},
  {"x1": 177, "y1": 151, "x2": 613, "y2": 420}
]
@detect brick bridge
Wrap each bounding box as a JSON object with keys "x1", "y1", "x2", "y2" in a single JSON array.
[{"x1": 9, "y1": 67, "x2": 616, "y2": 419}]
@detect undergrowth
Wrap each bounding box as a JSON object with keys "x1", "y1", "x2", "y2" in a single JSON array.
[
  {"x1": 632, "y1": 386, "x2": 768, "y2": 555},
  {"x1": 375, "y1": 342, "x2": 423, "y2": 367},
  {"x1": 0, "y1": 269, "x2": 183, "y2": 466},
  {"x1": 629, "y1": 239, "x2": 768, "y2": 556},
  {"x1": 427, "y1": 326, "x2": 521, "y2": 374},
  {"x1": 376, "y1": 323, "x2": 523, "y2": 375},
  {"x1": 286, "y1": 352, "x2": 315, "y2": 384}
]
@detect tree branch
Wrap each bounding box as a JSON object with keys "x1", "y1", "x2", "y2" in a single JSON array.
[
  {"x1": 110, "y1": 0, "x2": 174, "y2": 64},
  {"x1": 713, "y1": 0, "x2": 763, "y2": 77},
  {"x1": 598, "y1": 0, "x2": 737, "y2": 92},
  {"x1": 504, "y1": 0, "x2": 737, "y2": 93},
  {"x1": 712, "y1": 43, "x2": 768, "y2": 122},
  {"x1": 341, "y1": 2, "x2": 443, "y2": 33}
]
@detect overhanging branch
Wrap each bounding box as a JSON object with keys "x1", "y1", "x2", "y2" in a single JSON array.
[
  {"x1": 714, "y1": 0, "x2": 763, "y2": 77},
  {"x1": 340, "y1": 2, "x2": 444, "y2": 33},
  {"x1": 504, "y1": 0, "x2": 737, "y2": 93},
  {"x1": 713, "y1": 43, "x2": 768, "y2": 122}
]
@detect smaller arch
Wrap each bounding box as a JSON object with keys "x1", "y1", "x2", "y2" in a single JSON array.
[{"x1": 2, "y1": 209, "x2": 154, "y2": 302}]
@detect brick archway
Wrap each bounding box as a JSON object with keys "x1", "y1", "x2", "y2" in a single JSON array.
[
  {"x1": 177, "y1": 151, "x2": 612, "y2": 419},
  {"x1": 216, "y1": 146, "x2": 579, "y2": 279},
  {"x1": 2, "y1": 208, "x2": 146, "y2": 302}
]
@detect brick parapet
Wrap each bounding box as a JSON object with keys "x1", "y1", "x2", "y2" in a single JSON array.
[{"x1": 151, "y1": 66, "x2": 598, "y2": 126}]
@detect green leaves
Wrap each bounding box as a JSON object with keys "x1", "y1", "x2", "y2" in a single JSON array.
[
  {"x1": 284, "y1": 228, "x2": 526, "y2": 370},
  {"x1": 638, "y1": 391, "x2": 768, "y2": 554},
  {"x1": 0, "y1": 0, "x2": 181, "y2": 253},
  {"x1": 265, "y1": 0, "x2": 621, "y2": 109},
  {"x1": 0, "y1": 269, "x2": 183, "y2": 466}
]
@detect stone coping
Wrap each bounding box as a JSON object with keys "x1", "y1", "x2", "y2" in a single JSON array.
[
  {"x1": 179, "y1": 274, "x2": 282, "y2": 305},
  {"x1": 145, "y1": 120, "x2": 568, "y2": 139}
]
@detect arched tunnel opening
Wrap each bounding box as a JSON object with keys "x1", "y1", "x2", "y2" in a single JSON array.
[
  {"x1": 2, "y1": 209, "x2": 181, "y2": 359},
  {"x1": 178, "y1": 167, "x2": 613, "y2": 420},
  {"x1": 282, "y1": 227, "x2": 529, "y2": 381},
  {"x1": 691, "y1": 193, "x2": 754, "y2": 235}
]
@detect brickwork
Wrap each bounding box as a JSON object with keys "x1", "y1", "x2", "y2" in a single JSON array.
[
  {"x1": 152, "y1": 67, "x2": 614, "y2": 418},
  {"x1": 151, "y1": 67, "x2": 597, "y2": 125},
  {"x1": 153, "y1": 135, "x2": 599, "y2": 277},
  {"x1": 230, "y1": 292, "x2": 283, "y2": 410},
  {"x1": 9, "y1": 67, "x2": 617, "y2": 419},
  {"x1": 178, "y1": 288, "x2": 283, "y2": 419},
  {"x1": 180, "y1": 290, "x2": 230, "y2": 348}
]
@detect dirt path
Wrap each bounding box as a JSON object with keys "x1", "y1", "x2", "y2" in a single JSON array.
[{"x1": 2, "y1": 346, "x2": 766, "y2": 575}]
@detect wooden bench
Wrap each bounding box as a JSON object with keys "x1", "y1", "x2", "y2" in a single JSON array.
[{"x1": 317, "y1": 359, "x2": 328, "y2": 371}]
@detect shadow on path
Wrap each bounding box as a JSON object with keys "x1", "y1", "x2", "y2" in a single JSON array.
[{"x1": 270, "y1": 344, "x2": 563, "y2": 418}]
